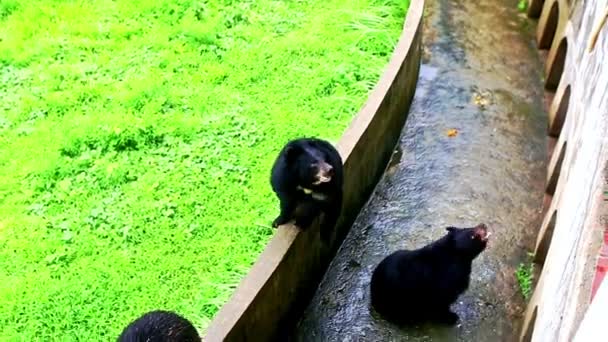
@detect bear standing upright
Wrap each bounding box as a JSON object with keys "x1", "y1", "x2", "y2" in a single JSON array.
[
  {"x1": 117, "y1": 310, "x2": 200, "y2": 342},
  {"x1": 370, "y1": 224, "x2": 490, "y2": 325},
  {"x1": 270, "y1": 137, "x2": 344, "y2": 242}
]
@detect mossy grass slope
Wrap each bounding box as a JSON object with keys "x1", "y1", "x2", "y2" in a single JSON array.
[{"x1": 0, "y1": 0, "x2": 409, "y2": 339}]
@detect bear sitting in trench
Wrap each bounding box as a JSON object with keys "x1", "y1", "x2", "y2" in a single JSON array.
[
  {"x1": 117, "y1": 310, "x2": 200, "y2": 342},
  {"x1": 270, "y1": 137, "x2": 343, "y2": 242},
  {"x1": 370, "y1": 224, "x2": 490, "y2": 325}
]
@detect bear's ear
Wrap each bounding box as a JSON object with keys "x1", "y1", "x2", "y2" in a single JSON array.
[
  {"x1": 445, "y1": 227, "x2": 458, "y2": 233},
  {"x1": 283, "y1": 145, "x2": 297, "y2": 160},
  {"x1": 284, "y1": 145, "x2": 302, "y2": 161}
]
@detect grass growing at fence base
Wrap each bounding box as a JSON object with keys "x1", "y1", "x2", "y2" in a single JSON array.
[
  {"x1": 0, "y1": 0, "x2": 409, "y2": 339},
  {"x1": 516, "y1": 261, "x2": 535, "y2": 300},
  {"x1": 517, "y1": 0, "x2": 528, "y2": 12}
]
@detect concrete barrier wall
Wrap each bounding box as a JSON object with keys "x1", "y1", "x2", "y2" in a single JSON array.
[
  {"x1": 205, "y1": 1, "x2": 425, "y2": 340},
  {"x1": 521, "y1": 0, "x2": 608, "y2": 341}
]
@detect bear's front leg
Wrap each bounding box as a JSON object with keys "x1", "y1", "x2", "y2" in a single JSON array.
[
  {"x1": 272, "y1": 194, "x2": 296, "y2": 228},
  {"x1": 293, "y1": 201, "x2": 321, "y2": 230},
  {"x1": 319, "y1": 193, "x2": 342, "y2": 242}
]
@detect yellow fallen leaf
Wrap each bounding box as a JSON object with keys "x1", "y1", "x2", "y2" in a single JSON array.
[
  {"x1": 447, "y1": 128, "x2": 458, "y2": 137},
  {"x1": 472, "y1": 90, "x2": 492, "y2": 108}
]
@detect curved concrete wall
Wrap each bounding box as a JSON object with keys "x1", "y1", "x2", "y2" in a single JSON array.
[
  {"x1": 204, "y1": 1, "x2": 426, "y2": 341},
  {"x1": 522, "y1": 0, "x2": 608, "y2": 341}
]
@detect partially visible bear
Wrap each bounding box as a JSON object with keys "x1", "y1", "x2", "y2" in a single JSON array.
[
  {"x1": 370, "y1": 223, "x2": 490, "y2": 325},
  {"x1": 270, "y1": 137, "x2": 343, "y2": 242},
  {"x1": 117, "y1": 310, "x2": 200, "y2": 342}
]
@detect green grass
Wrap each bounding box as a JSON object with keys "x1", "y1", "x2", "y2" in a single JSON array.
[
  {"x1": 517, "y1": 0, "x2": 528, "y2": 12},
  {"x1": 516, "y1": 260, "x2": 535, "y2": 300},
  {"x1": 0, "y1": 0, "x2": 408, "y2": 339}
]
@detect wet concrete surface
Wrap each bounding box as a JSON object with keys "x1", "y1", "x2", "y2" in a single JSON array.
[{"x1": 294, "y1": 0, "x2": 547, "y2": 341}]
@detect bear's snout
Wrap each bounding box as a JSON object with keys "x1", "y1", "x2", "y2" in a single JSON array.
[
  {"x1": 473, "y1": 223, "x2": 490, "y2": 241},
  {"x1": 314, "y1": 162, "x2": 334, "y2": 184}
]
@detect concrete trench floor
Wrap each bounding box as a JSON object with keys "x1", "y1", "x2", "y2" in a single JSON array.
[{"x1": 294, "y1": 0, "x2": 547, "y2": 341}]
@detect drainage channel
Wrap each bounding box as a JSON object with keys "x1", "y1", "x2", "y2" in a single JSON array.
[{"x1": 294, "y1": 0, "x2": 547, "y2": 340}]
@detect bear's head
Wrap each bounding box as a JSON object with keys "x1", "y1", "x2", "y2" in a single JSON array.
[
  {"x1": 118, "y1": 310, "x2": 200, "y2": 342},
  {"x1": 285, "y1": 144, "x2": 334, "y2": 187},
  {"x1": 445, "y1": 223, "x2": 490, "y2": 259}
]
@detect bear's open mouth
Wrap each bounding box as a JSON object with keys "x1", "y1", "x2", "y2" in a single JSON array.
[
  {"x1": 474, "y1": 223, "x2": 490, "y2": 242},
  {"x1": 313, "y1": 162, "x2": 334, "y2": 185},
  {"x1": 479, "y1": 231, "x2": 491, "y2": 241},
  {"x1": 316, "y1": 175, "x2": 331, "y2": 184}
]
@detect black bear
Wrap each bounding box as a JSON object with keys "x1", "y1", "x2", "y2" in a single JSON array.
[
  {"x1": 370, "y1": 223, "x2": 490, "y2": 325},
  {"x1": 117, "y1": 310, "x2": 200, "y2": 342},
  {"x1": 270, "y1": 137, "x2": 343, "y2": 242}
]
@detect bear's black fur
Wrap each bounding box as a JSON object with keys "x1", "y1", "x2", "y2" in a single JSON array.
[
  {"x1": 117, "y1": 310, "x2": 200, "y2": 342},
  {"x1": 270, "y1": 137, "x2": 343, "y2": 242},
  {"x1": 370, "y1": 224, "x2": 490, "y2": 325}
]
